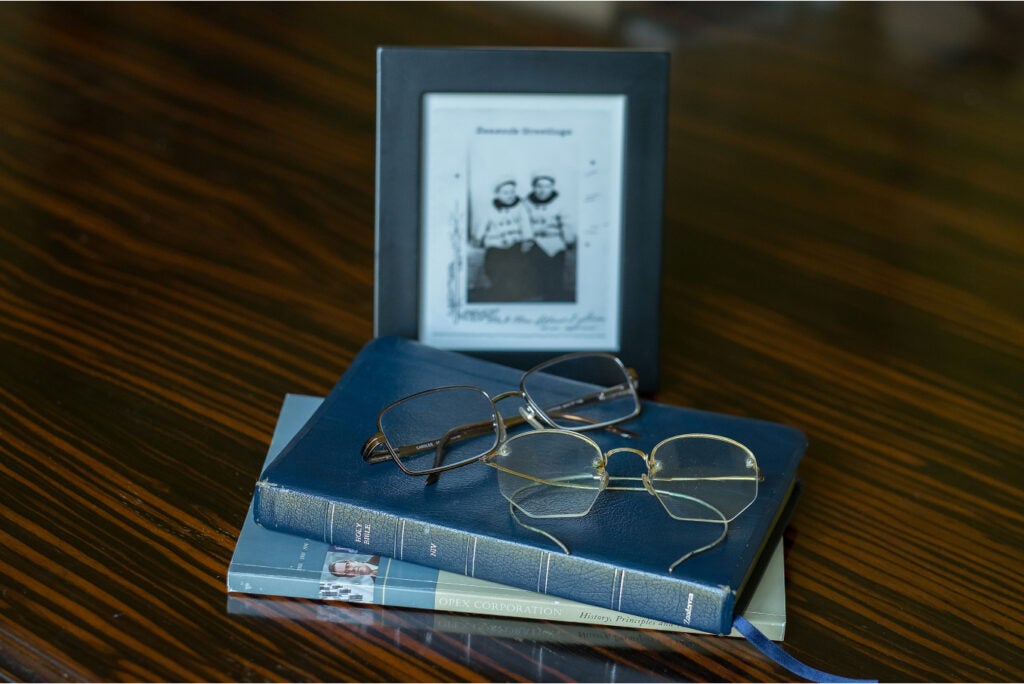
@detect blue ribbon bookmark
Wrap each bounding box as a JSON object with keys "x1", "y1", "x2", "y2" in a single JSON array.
[{"x1": 733, "y1": 615, "x2": 877, "y2": 683}]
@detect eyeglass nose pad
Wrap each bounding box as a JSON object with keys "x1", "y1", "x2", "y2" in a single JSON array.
[
  {"x1": 640, "y1": 473, "x2": 658, "y2": 497},
  {"x1": 518, "y1": 405, "x2": 545, "y2": 430}
]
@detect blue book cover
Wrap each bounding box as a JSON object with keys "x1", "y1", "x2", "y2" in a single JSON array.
[
  {"x1": 254, "y1": 337, "x2": 804, "y2": 635},
  {"x1": 230, "y1": 394, "x2": 787, "y2": 640}
]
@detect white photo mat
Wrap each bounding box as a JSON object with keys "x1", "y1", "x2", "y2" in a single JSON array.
[{"x1": 419, "y1": 93, "x2": 626, "y2": 352}]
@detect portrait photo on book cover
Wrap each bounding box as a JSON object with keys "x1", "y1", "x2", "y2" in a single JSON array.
[
  {"x1": 317, "y1": 548, "x2": 380, "y2": 603},
  {"x1": 419, "y1": 93, "x2": 626, "y2": 353}
]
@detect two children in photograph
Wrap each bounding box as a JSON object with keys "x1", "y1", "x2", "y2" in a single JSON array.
[{"x1": 471, "y1": 171, "x2": 576, "y2": 303}]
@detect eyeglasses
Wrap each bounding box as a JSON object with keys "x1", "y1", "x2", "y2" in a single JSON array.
[
  {"x1": 361, "y1": 352, "x2": 641, "y2": 482},
  {"x1": 484, "y1": 429, "x2": 762, "y2": 572}
]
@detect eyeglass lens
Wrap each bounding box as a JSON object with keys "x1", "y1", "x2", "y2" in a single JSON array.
[
  {"x1": 522, "y1": 355, "x2": 637, "y2": 430},
  {"x1": 648, "y1": 435, "x2": 759, "y2": 523},
  {"x1": 378, "y1": 387, "x2": 499, "y2": 475},
  {"x1": 494, "y1": 430, "x2": 604, "y2": 518}
]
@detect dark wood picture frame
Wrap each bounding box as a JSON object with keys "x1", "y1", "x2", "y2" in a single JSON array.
[{"x1": 374, "y1": 47, "x2": 668, "y2": 393}]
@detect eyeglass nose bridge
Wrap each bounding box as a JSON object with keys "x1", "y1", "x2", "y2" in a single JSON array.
[
  {"x1": 603, "y1": 445, "x2": 651, "y2": 470},
  {"x1": 489, "y1": 389, "x2": 548, "y2": 432},
  {"x1": 599, "y1": 446, "x2": 665, "y2": 498},
  {"x1": 493, "y1": 388, "x2": 555, "y2": 433},
  {"x1": 492, "y1": 389, "x2": 526, "y2": 404}
]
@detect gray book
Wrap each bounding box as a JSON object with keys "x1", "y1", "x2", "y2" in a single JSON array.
[{"x1": 228, "y1": 394, "x2": 786, "y2": 640}]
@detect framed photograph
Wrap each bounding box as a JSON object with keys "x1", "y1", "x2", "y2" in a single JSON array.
[{"x1": 375, "y1": 48, "x2": 668, "y2": 392}]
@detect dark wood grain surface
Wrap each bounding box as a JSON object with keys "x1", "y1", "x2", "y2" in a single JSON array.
[{"x1": 2, "y1": 3, "x2": 1022, "y2": 682}]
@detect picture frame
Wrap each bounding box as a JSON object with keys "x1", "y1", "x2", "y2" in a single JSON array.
[{"x1": 374, "y1": 47, "x2": 668, "y2": 393}]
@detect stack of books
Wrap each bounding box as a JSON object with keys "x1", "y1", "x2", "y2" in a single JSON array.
[{"x1": 228, "y1": 336, "x2": 805, "y2": 641}]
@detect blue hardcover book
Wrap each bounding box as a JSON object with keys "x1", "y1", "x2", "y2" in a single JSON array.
[
  {"x1": 231, "y1": 394, "x2": 788, "y2": 640},
  {"x1": 254, "y1": 337, "x2": 805, "y2": 635}
]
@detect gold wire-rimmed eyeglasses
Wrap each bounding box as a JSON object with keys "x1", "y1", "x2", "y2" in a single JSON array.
[
  {"x1": 360, "y1": 352, "x2": 641, "y2": 483},
  {"x1": 482, "y1": 429, "x2": 762, "y2": 572}
]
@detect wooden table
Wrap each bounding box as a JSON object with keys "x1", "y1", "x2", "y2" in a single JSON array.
[{"x1": 2, "y1": 3, "x2": 1021, "y2": 681}]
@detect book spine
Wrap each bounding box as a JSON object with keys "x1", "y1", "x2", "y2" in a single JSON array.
[
  {"x1": 429, "y1": 581, "x2": 726, "y2": 635},
  {"x1": 254, "y1": 483, "x2": 733, "y2": 634},
  {"x1": 227, "y1": 559, "x2": 732, "y2": 635}
]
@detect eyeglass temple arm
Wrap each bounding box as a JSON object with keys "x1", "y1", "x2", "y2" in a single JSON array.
[
  {"x1": 425, "y1": 404, "x2": 638, "y2": 485},
  {"x1": 361, "y1": 403, "x2": 639, "y2": 467},
  {"x1": 507, "y1": 499, "x2": 571, "y2": 554},
  {"x1": 361, "y1": 433, "x2": 393, "y2": 464},
  {"x1": 424, "y1": 418, "x2": 501, "y2": 485},
  {"x1": 362, "y1": 432, "x2": 461, "y2": 464},
  {"x1": 424, "y1": 412, "x2": 562, "y2": 485},
  {"x1": 498, "y1": 474, "x2": 730, "y2": 572},
  {"x1": 361, "y1": 432, "x2": 469, "y2": 466},
  {"x1": 531, "y1": 376, "x2": 638, "y2": 422},
  {"x1": 423, "y1": 404, "x2": 641, "y2": 484}
]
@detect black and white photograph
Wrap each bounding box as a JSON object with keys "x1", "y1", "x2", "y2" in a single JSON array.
[
  {"x1": 317, "y1": 550, "x2": 380, "y2": 603},
  {"x1": 419, "y1": 93, "x2": 626, "y2": 353},
  {"x1": 468, "y1": 163, "x2": 576, "y2": 305}
]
